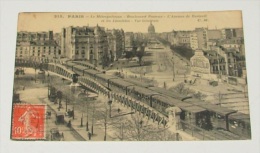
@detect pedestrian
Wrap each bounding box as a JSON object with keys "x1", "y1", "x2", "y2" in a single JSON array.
[
  {"x1": 61, "y1": 132, "x2": 64, "y2": 141},
  {"x1": 67, "y1": 120, "x2": 71, "y2": 128},
  {"x1": 139, "y1": 120, "x2": 143, "y2": 127},
  {"x1": 176, "y1": 133, "x2": 179, "y2": 141},
  {"x1": 71, "y1": 110, "x2": 74, "y2": 119},
  {"x1": 117, "y1": 108, "x2": 121, "y2": 113},
  {"x1": 88, "y1": 132, "x2": 92, "y2": 140}
]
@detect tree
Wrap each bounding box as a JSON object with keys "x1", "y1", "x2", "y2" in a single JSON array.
[
  {"x1": 136, "y1": 47, "x2": 145, "y2": 66},
  {"x1": 156, "y1": 36, "x2": 194, "y2": 60},
  {"x1": 50, "y1": 87, "x2": 57, "y2": 97},
  {"x1": 170, "y1": 83, "x2": 194, "y2": 97},
  {"x1": 112, "y1": 113, "x2": 177, "y2": 141},
  {"x1": 93, "y1": 102, "x2": 111, "y2": 141},
  {"x1": 77, "y1": 92, "x2": 94, "y2": 129},
  {"x1": 60, "y1": 89, "x2": 71, "y2": 112},
  {"x1": 193, "y1": 91, "x2": 207, "y2": 101},
  {"x1": 39, "y1": 63, "x2": 43, "y2": 70},
  {"x1": 125, "y1": 51, "x2": 133, "y2": 59},
  {"x1": 56, "y1": 90, "x2": 63, "y2": 108}
]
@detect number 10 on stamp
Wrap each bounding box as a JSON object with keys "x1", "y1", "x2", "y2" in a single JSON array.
[{"x1": 11, "y1": 104, "x2": 46, "y2": 140}]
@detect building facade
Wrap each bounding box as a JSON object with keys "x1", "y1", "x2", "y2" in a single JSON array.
[
  {"x1": 106, "y1": 29, "x2": 125, "y2": 61},
  {"x1": 221, "y1": 28, "x2": 244, "y2": 39},
  {"x1": 194, "y1": 28, "x2": 208, "y2": 50},
  {"x1": 191, "y1": 47, "x2": 246, "y2": 79},
  {"x1": 190, "y1": 32, "x2": 198, "y2": 50},
  {"x1": 203, "y1": 50, "x2": 227, "y2": 75},
  {"x1": 16, "y1": 31, "x2": 60, "y2": 60},
  {"x1": 61, "y1": 25, "x2": 109, "y2": 66}
]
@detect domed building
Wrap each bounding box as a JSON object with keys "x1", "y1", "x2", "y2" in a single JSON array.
[{"x1": 148, "y1": 22, "x2": 155, "y2": 37}]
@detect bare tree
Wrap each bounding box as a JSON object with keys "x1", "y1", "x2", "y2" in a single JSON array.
[
  {"x1": 170, "y1": 83, "x2": 194, "y2": 96},
  {"x1": 112, "y1": 113, "x2": 177, "y2": 141},
  {"x1": 193, "y1": 91, "x2": 207, "y2": 101},
  {"x1": 59, "y1": 85, "x2": 76, "y2": 113},
  {"x1": 76, "y1": 95, "x2": 93, "y2": 129},
  {"x1": 93, "y1": 102, "x2": 110, "y2": 141},
  {"x1": 135, "y1": 46, "x2": 145, "y2": 66}
]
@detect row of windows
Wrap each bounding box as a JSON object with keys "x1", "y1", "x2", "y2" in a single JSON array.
[
  {"x1": 75, "y1": 45, "x2": 95, "y2": 49},
  {"x1": 74, "y1": 55, "x2": 86, "y2": 58},
  {"x1": 212, "y1": 65, "x2": 226, "y2": 71},
  {"x1": 32, "y1": 50, "x2": 59, "y2": 53},
  {"x1": 17, "y1": 50, "x2": 60, "y2": 55},
  {"x1": 17, "y1": 52, "x2": 58, "y2": 56},
  {"x1": 228, "y1": 58, "x2": 237, "y2": 63},
  {"x1": 224, "y1": 44, "x2": 240, "y2": 48},
  {"x1": 75, "y1": 51, "x2": 85, "y2": 54},
  {"x1": 16, "y1": 51, "x2": 28, "y2": 54},
  {"x1": 18, "y1": 46, "x2": 58, "y2": 50},
  {"x1": 32, "y1": 48, "x2": 59, "y2": 52},
  {"x1": 18, "y1": 49, "x2": 59, "y2": 53},
  {"x1": 209, "y1": 59, "x2": 225, "y2": 63}
]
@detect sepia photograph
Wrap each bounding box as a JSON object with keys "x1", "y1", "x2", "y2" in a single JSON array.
[
  {"x1": 11, "y1": 11, "x2": 251, "y2": 141},
  {"x1": 1, "y1": 1, "x2": 260, "y2": 153}
]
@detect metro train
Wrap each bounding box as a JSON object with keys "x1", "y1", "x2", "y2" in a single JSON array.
[
  {"x1": 60, "y1": 61, "x2": 251, "y2": 139},
  {"x1": 13, "y1": 59, "x2": 252, "y2": 139},
  {"x1": 14, "y1": 59, "x2": 252, "y2": 139}
]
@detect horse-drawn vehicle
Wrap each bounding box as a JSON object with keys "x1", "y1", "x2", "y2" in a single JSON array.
[
  {"x1": 46, "y1": 111, "x2": 52, "y2": 119},
  {"x1": 55, "y1": 112, "x2": 65, "y2": 124},
  {"x1": 50, "y1": 128, "x2": 64, "y2": 141},
  {"x1": 13, "y1": 93, "x2": 21, "y2": 103}
]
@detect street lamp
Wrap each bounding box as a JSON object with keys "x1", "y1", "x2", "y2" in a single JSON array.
[
  {"x1": 34, "y1": 63, "x2": 37, "y2": 83},
  {"x1": 65, "y1": 95, "x2": 68, "y2": 112},
  {"x1": 85, "y1": 92, "x2": 91, "y2": 131},
  {"x1": 104, "y1": 121, "x2": 107, "y2": 141},
  {"x1": 47, "y1": 72, "x2": 50, "y2": 99},
  {"x1": 86, "y1": 103, "x2": 89, "y2": 131},
  {"x1": 184, "y1": 63, "x2": 190, "y2": 82},
  {"x1": 171, "y1": 57, "x2": 175, "y2": 81},
  {"x1": 91, "y1": 102, "x2": 95, "y2": 135},
  {"x1": 80, "y1": 112, "x2": 83, "y2": 127},
  {"x1": 108, "y1": 100, "x2": 112, "y2": 118},
  {"x1": 78, "y1": 91, "x2": 90, "y2": 130},
  {"x1": 69, "y1": 84, "x2": 75, "y2": 120}
]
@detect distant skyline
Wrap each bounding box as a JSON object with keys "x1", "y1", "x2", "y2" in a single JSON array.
[{"x1": 17, "y1": 11, "x2": 243, "y2": 33}]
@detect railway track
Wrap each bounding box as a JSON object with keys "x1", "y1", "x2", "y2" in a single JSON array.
[{"x1": 15, "y1": 61, "x2": 251, "y2": 140}]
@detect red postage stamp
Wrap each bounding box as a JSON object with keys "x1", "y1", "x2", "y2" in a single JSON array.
[{"x1": 11, "y1": 104, "x2": 46, "y2": 140}]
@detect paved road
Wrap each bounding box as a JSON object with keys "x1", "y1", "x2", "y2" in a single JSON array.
[{"x1": 18, "y1": 87, "x2": 82, "y2": 141}]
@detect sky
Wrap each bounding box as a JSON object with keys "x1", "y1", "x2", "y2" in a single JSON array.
[{"x1": 17, "y1": 11, "x2": 243, "y2": 33}]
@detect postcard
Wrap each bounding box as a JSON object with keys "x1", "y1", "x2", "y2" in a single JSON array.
[{"x1": 11, "y1": 11, "x2": 250, "y2": 141}]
